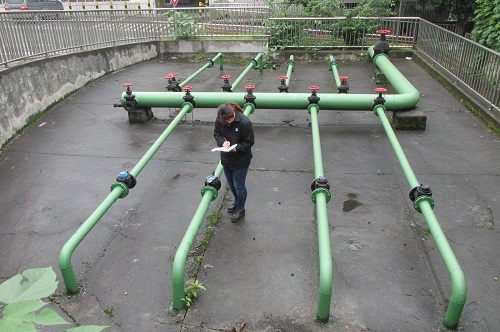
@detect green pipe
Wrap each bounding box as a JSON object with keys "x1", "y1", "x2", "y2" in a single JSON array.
[
  {"x1": 59, "y1": 102, "x2": 194, "y2": 294},
  {"x1": 172, "y1": 104, "x2": 256, "y2": 309},
  {"x1": 179, "y1": 53, "x2": 223, "y2": 88},
  {"x1": 285, "y1": 55, "x2": 294, "y2": 87},
  {"x1": 328, "y1": 55, "x2": 341, "y2": 88},
  {"x1": 308, "y1": 104, "x2": 333, "y2": 323},
  {"x1": 374, "y1": 104, "x2": 466, "y2": 329},
  {"x1": 230, "y1": 53, "x2": 264, "y2": 91}
]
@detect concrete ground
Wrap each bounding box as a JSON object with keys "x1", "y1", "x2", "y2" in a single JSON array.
[{"x1": 0, "y1": 54, "x2": 499, "y2": 332}]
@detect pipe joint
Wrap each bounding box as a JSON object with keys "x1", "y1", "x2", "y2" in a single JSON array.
[
  {"x1": 311, "y1": 177, "x2": 331, "y2": 204},
  {"x1": 287, "y1": 58, "x2": 295, "y2": 71},
  {"x1": 249, "y1": 58, "x2": 258, "y2": 69},
  {"x1": 243, "y1": 103, "x2": 256, "y2": 115},
  {"x1": 329, "y1": 59, "x2": 337, "y2": 71},
  {"x1": 205, "y1": 58, "x2": 215, "y2": 68},
  {"x1": 221, "y1": 75, "x2": 232, "y2": 92},
  {"x1": 123, "y1": 84, "x2": 138, "y2": 111},
  {"x1": 278, "y1": 76, "x2": 289, "y2": 93},
  {"x1": 201, "y1": 185, "x2": 218, "y2": 201},
  {"x1": 308, "y1": 86, "x2": 321, "y2": 106},
  {"x1": 205, "y1": 175, "x2": 221, "y2": 191},
  {"x1": 409, "y1": 184, "x2": 435, "y2": 212},
  {"x1": 110, "y1": 171, "x2": 137, "y2": 198}
]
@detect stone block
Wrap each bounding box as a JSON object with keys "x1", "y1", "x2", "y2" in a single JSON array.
[
  {"x1": 127, "y1": 107, "x2": 153, "y2": 123},
  {"x1": 391, "y1": 110, "x2": 427, "y2": 130}
]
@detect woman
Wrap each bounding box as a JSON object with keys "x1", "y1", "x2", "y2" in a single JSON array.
[{"x1": 214, "y1": 102, "x2": 255, "y2": 222}]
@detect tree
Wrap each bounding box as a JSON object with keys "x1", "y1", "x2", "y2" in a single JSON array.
[
  {"x1": 422, "y1": 0, "x2": 476, "y2": 35},
  {"x1": 471, "y1": 0, "x2": 500, "y2": 51}
]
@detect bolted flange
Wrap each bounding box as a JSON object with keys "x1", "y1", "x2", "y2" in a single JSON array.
[{"x1": 409, "y1": 184, "x2": 435, "y2": 213}]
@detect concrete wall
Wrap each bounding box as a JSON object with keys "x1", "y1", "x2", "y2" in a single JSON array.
[{"x1": 0, "y1": 39, "x2": 267, "y2": 149}]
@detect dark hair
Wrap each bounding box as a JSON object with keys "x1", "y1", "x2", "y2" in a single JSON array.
[{"x1": 217, "y1": 103, "x2": 243, "y2": 125}]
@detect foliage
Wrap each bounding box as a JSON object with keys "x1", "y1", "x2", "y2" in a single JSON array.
[
  {"x1": 0, "y1": 267, "x2": 107, "y2": 332},
  {"x1": 180, "y1": 279, "x2": 206, "y2": 308},
  {"x1": 471, "y1": 0, "x2": 500, "y2": 51},
  {"x1": 304, "y1": 0, "x2": 343, "y2": 17},
  {"x1": 166, "y1": 10, "x2": 197, "y2": 39}
]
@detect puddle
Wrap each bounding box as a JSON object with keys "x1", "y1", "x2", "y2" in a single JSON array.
[{"x1": 343, "y1": 193, "x2": 362, "y2": 212}]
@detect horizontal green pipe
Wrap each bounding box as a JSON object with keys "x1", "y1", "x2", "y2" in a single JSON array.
[
  {"x1": 374, "y1": 104, "x2": 466, "y2": 329},
  {"x1": 179, "y1": 53, "x2": 222, "y2": 88},
  {"x1": 59, "y1": 103, "x2": 194, "y2": 294},
  {"x1": 171, "y1": 104, "x2": 255, "y2": 310}
]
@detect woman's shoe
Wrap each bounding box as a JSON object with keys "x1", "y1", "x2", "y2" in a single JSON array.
[
  {"x1": 228, "y1": 202, "x2": 237, "y2": 213},
  {"x1": 231, "y1": 209, "x2": 245, "y2": 222}
]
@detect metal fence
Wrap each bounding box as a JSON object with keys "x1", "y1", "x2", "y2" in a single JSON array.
[
  {"x1": 267, "y1": 17, "x2": 419, "y2": 49},
  {"x1": 417, "y1": 20, "x2": 500, "y2": 114}
]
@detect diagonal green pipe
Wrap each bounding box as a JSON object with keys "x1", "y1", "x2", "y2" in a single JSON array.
[
  {"x1": 59, "y1": 102, "x2": 194, "y2": 294},
  {"x1": 328, "y1": 55, "x2": 341, "y2": 88},
  {"x1": 172, "y1": 103, "x2": 256, "y2": 310},
  {"x1": 179, "y1": 53, "x2": 223, "y2": 88},
  {"x1": 230, "y1": 53, "x2": 264, "y2": 91},
  {"x1": 308, "y1": 103, "x2": 333, "y2": 323},
  {"x1": 374, "y1": 104, "x2": 466, "y2": 329}
]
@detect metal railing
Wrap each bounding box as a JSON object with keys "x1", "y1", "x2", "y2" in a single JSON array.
[
  {"x1": 268, "y1": 17, "x2": 419, "y2": 49},
  {"x1": 0, "y1": 8, "x2": 498, "y2": 115},
  {"x1": 417, "y1": 19, "x2": 500, "y2": 114}
]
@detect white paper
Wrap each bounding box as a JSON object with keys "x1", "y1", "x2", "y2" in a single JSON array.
[{"x1": 211, "y1": 144, "x2": 237, "y2": 152}]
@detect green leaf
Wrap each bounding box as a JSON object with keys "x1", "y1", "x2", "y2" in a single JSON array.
[
  {"x1": 3, "y1": 300, "x2": 46, "y2": 318},
  {"x1": 0, "y1": 267, "x2": 57, "y2": 304},
  {"x1": 31, "y1": 308, "x2": 69, "y2": 325},
  {"x1": 0, "y1": 318, "x2": 37, "y2": 332},
  {"x1": 62, "y1": 326, "x2": 109, "y2": 332}
]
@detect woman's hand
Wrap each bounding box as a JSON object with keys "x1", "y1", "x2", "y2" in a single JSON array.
[{"x1": 223, "y1": 141, "x2": 230, "y2": 148}]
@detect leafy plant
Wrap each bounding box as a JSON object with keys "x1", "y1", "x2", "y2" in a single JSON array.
[
  {"x1": 166, "y1": 10, "x2": 198, "y2": 39},
  {"x1": 180, "y1": 279, "x2": 206, "y2": 308},
  {"x1": 0, "y1": 267, "x2": 107, "y2": 332}
]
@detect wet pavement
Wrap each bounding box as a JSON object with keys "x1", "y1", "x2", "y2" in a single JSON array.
[{"x1": 0, "y1": 55, "x2": 499, "y2": 332}]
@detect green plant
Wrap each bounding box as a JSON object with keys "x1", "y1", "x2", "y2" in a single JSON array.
[
  {"x1": 166, "y1": 10, "x2": 197, "y2": 39},
  {"x1": 180, "y1": 279, "x2": 206, "y2": 308},
  {"x1": 0, "y1": 267, "x2": 107, "y2": 332}
]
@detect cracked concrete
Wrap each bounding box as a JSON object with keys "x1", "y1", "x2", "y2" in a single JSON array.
[{"x1": 0, "y1": 56, "x2": 499, "y2": 331}]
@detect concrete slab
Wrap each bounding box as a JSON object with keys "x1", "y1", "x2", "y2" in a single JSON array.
[{"x1": 0, "y1": 56, "x2": 499, "y2": 332}]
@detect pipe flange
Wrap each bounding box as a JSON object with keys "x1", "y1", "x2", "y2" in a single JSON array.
[
  {"x1": 110, "y1": 182, "x2": 129, "y2": 198},
  {"x1": 409, "y1": 184, "x2": 435, "y2": 213},
  {"x1": 307, "y1": 103, "x2": 319, "y2": 115},
  {"x1": 250, "y1": 58, "x2": 258, "y2": 68},
  {"x1": 201, "y1": 185, "x2": 218, "y2": 201},
  {"x1": 311, "y1": 188, "x2": 331, "y2": 204},
  {"x1": 123, "y1": 100, "x2": 138, "y2": 112},
  {"x1": 243, "y1": 102, "x2": 256, "y2": 115},
  {"x1": 206, "y1": 58, "x2": 215, "y2": 68},
  {"x1": 181, "y1": 102, "x2": 194, "y2": 113},
  {"x1": 116, "y1": 171, "x2": 137, "y2": 189}
]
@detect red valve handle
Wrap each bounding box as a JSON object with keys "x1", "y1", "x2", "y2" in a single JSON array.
[
  {"x1": 182, "y1": 86, "x2": 192, "y2": 91},
  {"x1": 376, "y1": 29, "x2": 391, "y2": 35},
  {"x1": 309, "y1": 86, "x2": 320, "y2": 91},
  {"x1": 245, "y1": 84, "x2": 256, "y2": 90},
  {"x1": 123, "y1": 83, "x2": 133, "y2": 87},
  {"x1": 375, "y1": 88, "x2": 387, "y2": 93},
  {"x1": 339, "y1": 76, "x2": 349, "y2": 80},
  {"x1": 278, "y1": 76, "x2": 288, "y2": 80},
  {"x1": 221, "y1": 75, "x2": 231, "y2": 79},
  {"x1": 168, "y1": 72, "x2": 178, "y2": 77}
]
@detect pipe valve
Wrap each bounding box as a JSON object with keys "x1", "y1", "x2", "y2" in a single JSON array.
[
  {"x1": 110, "y1": 171, "x2": 137, "y2": 198},
  {"x1": 182, "y1": 86, "x2": 196, "y2": 107},
  {"x1": 409, "y1": 184, "x2": 435, "y2": 212},
  {"x1": 373, "y1": 87, "x2": 387, "y2": 112},
  {"x1": 201, "y1": 175, "x2": 221, "y2": 201},
  {"x1": 338, "y1": 76, "x2": 349, "y2": 94},
  {"x1": 278, "y1": 76, "x2": 289, "y2": 93},
  {"x1": 308, "y1": 86, "x2": 321, "y2": 105},
  {"x1": 374, "y1": 29, "x2": 391, "y2": 56},
  {"x1": 311, "y1": 176, "x2": 331, "y2": 204},
  {"x1": 166, "y1": 72, "x2": 181, "y2": 92},
  {"x1": 221, "y1": 75, "x2": 232, "y2": 92},
  {"x1": 122, "y1": 83, "x2": 138, "y2": 111},
  {"x1": 244, "y1": 84, "x2": 256, "y2": 105}
]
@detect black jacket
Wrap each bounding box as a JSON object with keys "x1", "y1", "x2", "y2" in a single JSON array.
[{"x1": 214, "y1": 112, "x2": 254, "y2": 169}]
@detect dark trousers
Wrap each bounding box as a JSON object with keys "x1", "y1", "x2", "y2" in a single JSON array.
[{"x1": 223, "y1": 165, "x2": 249, "y2": 211}]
